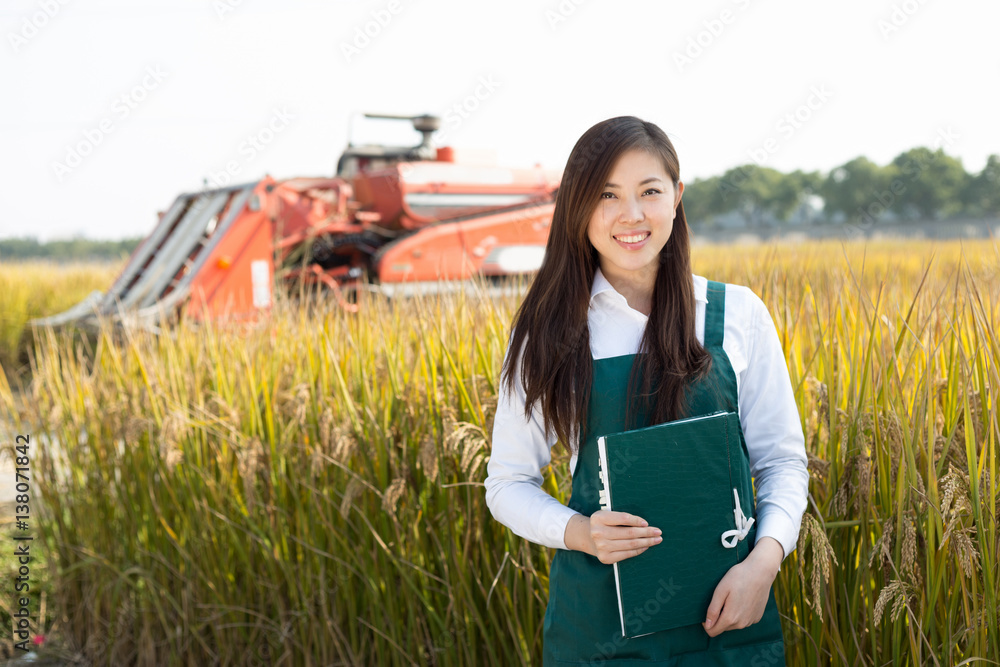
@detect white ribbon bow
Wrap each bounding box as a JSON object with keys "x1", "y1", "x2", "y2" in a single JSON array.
[{"x1": 720, "y1": 488, "x2": 755, "y2": 549}]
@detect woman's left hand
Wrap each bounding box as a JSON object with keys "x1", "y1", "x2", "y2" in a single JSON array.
[{"x1": 702, "y1": 536, "x2": 784, "y2": 637}]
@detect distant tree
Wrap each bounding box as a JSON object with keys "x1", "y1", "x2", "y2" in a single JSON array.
[
  {"x1": 820, "y1": 157, "x2": 892, "y2": 223},
  {"x1": 773, "y1": 170, "x2": 823, "y2": 223},
  {"x1": 685, "y1": 168, "x2": 823, "y2": 226},
  {"x1": 680, "y1": 176, "x2": 721, "y2": 225},
  {"x1": 0, "y1": 237, "x2": 44, "y2": 258},
  {"x1": 888, "y1": 147, "x2": 967, "y2": 220},
  {"x1": 961, "y1": 154, "x2": 1000, "y2": 217},
  {"x1": 715, "y1": 164, "x2": 794, "y2": 227},
  {"x1": 0, "y1": 236, "x2": 142, "y2": 261}
]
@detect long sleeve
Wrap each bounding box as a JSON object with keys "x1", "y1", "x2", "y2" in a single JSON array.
[
  {"x1": 737, "y1": 291, "x2": 810, "y2": 561},
  {"x1": 484, "y1": 344, "x2": 582, "y2": 550}
]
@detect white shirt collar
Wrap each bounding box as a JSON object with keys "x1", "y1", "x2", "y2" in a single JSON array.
[
  {"x1": 590, "y1": 267, "x2": 709, "y2": 304},
  {"x1": 590, "y1": 266, "x2": 617, "y2": 300}
]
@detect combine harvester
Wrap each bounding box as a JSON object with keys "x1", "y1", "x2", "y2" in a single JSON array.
[{"x1": 35, "y1": 113, "x2": 560, "y2": 328}]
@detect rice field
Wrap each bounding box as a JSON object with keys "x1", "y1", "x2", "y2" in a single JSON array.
[
  {"x1": 0, "y1": 238, "x2": 998, "y2": 665},
  {"x1": 0, "y1": 261, "x2": 121, "y2": 383}
]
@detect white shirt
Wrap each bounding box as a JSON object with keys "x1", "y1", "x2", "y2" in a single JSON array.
[{"x1": 484, "y1": 268, "x2": 809, "y2": 561}]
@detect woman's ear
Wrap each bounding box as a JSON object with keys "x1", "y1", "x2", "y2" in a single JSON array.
[{"x1": 674, "y1": 181, "x2": 685, "y2": 211}]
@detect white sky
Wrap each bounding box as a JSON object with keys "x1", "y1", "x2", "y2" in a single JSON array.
[{"x1": 2, "y1": 0, "x2": 998, "y2": 241}]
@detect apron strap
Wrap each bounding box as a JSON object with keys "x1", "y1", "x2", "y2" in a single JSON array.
[{"x1": 705, "y1": 280, "x2": 727, "y2": 348}]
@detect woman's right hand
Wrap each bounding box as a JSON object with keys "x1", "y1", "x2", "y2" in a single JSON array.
[{"x1": 564, "y1": 511, "x2": 662, "y2": 564}]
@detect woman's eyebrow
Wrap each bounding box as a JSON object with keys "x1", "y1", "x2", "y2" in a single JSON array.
[{"x1": 604, "y1": 177, "x2": 664, "y2": 188}]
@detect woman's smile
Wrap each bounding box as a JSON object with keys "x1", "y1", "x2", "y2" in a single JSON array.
[{"x1": 613, "y1": 231, "x2": 651, "y2": 247}]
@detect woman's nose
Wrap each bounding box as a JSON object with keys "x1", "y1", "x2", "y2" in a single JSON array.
[{"x1": 618, "y1": 197, "x2": 643, "y2": 223}]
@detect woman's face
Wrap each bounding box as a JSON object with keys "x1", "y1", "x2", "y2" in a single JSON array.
[{"x1": 586, "y1": 148, "x2": 684, "y2": 289}]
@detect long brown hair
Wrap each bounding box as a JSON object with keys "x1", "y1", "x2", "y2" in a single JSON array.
[{"x1": 501, "y1": 116, "x2": 712, "y2": 454}]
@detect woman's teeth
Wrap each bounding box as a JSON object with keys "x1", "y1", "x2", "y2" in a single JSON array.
[{"x1": 615, "y1": 233, "x2": 648, "y2": 243}]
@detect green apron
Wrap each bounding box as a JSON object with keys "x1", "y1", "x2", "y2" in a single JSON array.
[{"x1": 542, "y1": 281, "x2": 786, "y2": 666}]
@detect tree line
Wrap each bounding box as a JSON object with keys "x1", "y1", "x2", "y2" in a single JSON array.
[
  {"x1": 0, "y1": 236, "x2": 143, "y2": 262},
  {"x1": 2, "y1": 146, "x2": 997, "y2": 261},
  {"x1": 682, "y1": 149, "x2": 999, "y2": 227}
]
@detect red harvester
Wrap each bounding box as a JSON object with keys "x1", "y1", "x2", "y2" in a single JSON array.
[{"x1": 36, "y1": 113, "x2": 560, "y2": 327}]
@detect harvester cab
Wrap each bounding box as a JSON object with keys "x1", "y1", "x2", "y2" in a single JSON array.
[
  {"x1": 32, "y1": 113, "x2": 560, "y2": 328},
  {"x1": 335, "y1": 113, "x2": 441, "y2": 176}
]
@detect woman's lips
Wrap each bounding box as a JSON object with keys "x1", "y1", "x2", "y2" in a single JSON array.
[{"x1": 613, "y1": 231, "x2": 650, "y2": 248}]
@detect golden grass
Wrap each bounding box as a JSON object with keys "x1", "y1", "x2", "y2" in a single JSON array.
[
  {"x1": 0, "y1": 260, "x2": 120, "y2": 381},
  {"x1": 1, "y1": 238, "x2": 997, "y2": 665}
]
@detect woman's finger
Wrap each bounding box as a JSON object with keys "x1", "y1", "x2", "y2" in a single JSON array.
[
  {"x1": 596, "y1": 533, "x2": 662, "y2": 550},
  {"x1": 592, "y1": 510, "x2": 648, "y2": 527},
  {"x1": 592, "y1": 534, "x2": 662, "y2": 565},
  {"x1": 597, "y1": 545, "x2": 649, "y2": 565},
  {"x1": 591, "y1": 512, "x2": 660, "y2": 538},
  {"x1": 599, "y1": 523, "x2": 662, "y2": 541}
]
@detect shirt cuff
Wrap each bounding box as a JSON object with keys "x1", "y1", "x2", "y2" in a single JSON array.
[
  {"x1": 541, "y1": 504, "x2": 583, "y2": 550},
  {"x1": 754, "y1": 512, "x2": 800, "y2": 569}
]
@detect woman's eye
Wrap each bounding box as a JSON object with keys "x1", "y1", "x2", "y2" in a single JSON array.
[{"x1": 600, "y1": 189, "x2": 660, "y2": 199}]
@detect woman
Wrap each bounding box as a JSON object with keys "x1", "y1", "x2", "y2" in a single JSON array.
[{"x1": 484, "y1": 116, "x2": 809, "y2": 665}]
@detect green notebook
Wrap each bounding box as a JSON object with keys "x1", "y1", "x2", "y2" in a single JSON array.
[{"x1": 596, "y1": 410, "x2": 757, "y2": 639}]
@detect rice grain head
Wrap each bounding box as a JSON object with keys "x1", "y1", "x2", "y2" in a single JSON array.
[
  {"x1": 952, "y1": 528, "x2": 980, "y2": 579},
  {"x1": 796, "y1": 513, "x2": 839, "y2": 616},
  {"x1": 381, "y1": 476, "x2": 408, "y2": 517},
  {"x1": 339, "y1": 478, "x2": 364, "y2": 519},
  {"x1": 804, "y1": 376, "x2": 828, "y2": 421},
  {"x1": 238, "y1": 437, "x2": 265, "y2": 513},
  {"x1": 293, "y1": 382, "x2": 311, "y2": 428},
  {"x1": 160, "y1": 409, "x2": 187, "y2": 450},
  {"x1": 418, "y1": 434, "x2": 440, "y2": 481},
  {"x1": 901, "y1": 510, "x2": 921, "y2": 586},
  {"x1": 878, "y1": 411, "x2": 904, "y2": 449},
  {"x1": 165, "y1": 448, "x2": 183, "y2": 472},
  {"x1": 319, "y1": 406, "x2": 335, "y2": 450},
  {"x1": 159, "y1": 408, "x2": 188, "y2": 469},
  {"x1": 332, "y1": 426, "x2": 358, "y2": 463},
  {"x1": 940, "y1": 465, "x2": 971, "y2": 527},
  {"x1": 446, "y1": 421, "x2": 488, "y2": 478},
  {"x1": 854, "y1": 453, "x2": 872, "y2": 514},
  {"x1": 868, "y1": 517, "x2": 894, "y2": 571},
  {"x1": 874, "y1": 580, "x2": 909, "y2": 626}
]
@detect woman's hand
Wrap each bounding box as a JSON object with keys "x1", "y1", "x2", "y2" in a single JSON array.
[
  {"x1": 702, "y1": 536, "x2": 783, "y2": 637},
  {"x1": 563, "y1": 511, "x2": 662, "y2": 563}
]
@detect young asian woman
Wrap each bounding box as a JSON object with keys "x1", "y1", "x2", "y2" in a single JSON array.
[{"x1": 484, "y1": 116, "x2": 809, "y2": 665}]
